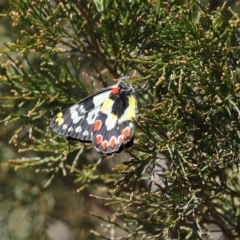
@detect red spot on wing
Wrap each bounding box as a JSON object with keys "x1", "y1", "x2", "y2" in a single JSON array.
[
  {"x1": 102, "y1": 140, "x2": 108, "y2": 150},
  {"x1": 111, "y1": 87, "x2": 120, "y2": 95},
  {"x1": 96, "y1": 134, "x2": 103, "y2": 145},
  {"x1": 118, "y1": 135, "x2": 124, "y2": 144},
  {"x1": 109, "y1": 137, "x2": 117, "y2": 148},
  {"x1": 93, "y1": 120, "x2": 102, "y2": 132},
  {"x1": 122, "y1": 127, "x2": 131, "y2": 139}
]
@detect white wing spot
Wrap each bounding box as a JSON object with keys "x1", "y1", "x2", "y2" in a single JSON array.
[
  {"x1": 86, "y1": 107, "x2": 99, "y2": 124},
  {"x1": 62, "y1": 124, "x2": 68, "y2": 130},
  {"x1": 71, "y1": 111, "x2": 78, "y2": 119},
  {"x1": 73, "y1": 116, "x2": 83, "y2": 124},
  {"x1": 79, "y1": 105, "x2": 86, "y2": 113},
  {"x1": 70, "y1": 105, "x2": 78, "y2": 113},
  {"x1": 75, "y1": 126, "x2": 82, "y2": 133},
  {"x1": 105, "y1": 114, "x2": 117, "y2": 131},
  {"x1": 68, "y1": 127, "x2": 73, "y2": 132},
  {"x1": 92, "y1": 91, "x2": 111, "y2": 106},
  {"x1": 129, "y1": 122, "x2": 134, "y2": 129},
  {"x1": 83, "y1": 130, "x2": 89, "y2": 136}
]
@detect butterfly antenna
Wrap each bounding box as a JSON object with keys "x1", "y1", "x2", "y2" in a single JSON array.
[
  {"x1": 121, "y1": 36, "x2": 148, "y2": 76},
  {"x1": 120, "y1": 45, "x2": 145, "y2": 83},
  {"x1": 132, "y1": 81, "x2": 148, "y2": 93},
  {"x1": 123, "y1": 49, "x2": 142, "y2": 76},
  {"x1": 123, "y1": 60, "x2": 133, "y2": 76}
]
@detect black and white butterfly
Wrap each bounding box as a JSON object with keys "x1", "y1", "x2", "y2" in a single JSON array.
[{"x1": 50, "y1": 78, "x2": 138, "y2": 154}]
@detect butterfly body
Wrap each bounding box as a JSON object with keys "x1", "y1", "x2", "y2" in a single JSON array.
[{"x1": 50, "y1": 80, "x2": 137, "y2": 154}]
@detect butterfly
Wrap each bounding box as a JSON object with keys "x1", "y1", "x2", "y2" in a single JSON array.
[{"x1": 50, "y1": 77, "x2": 138, "y2": 154}]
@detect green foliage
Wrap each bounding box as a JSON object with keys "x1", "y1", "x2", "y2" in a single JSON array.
[{"x1": 1, "y1": 0, "x2": 240, "y2": 239}]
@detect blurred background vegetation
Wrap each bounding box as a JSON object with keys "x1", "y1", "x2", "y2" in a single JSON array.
[{"x1": 0, "y1": 0, "x2": 240, "y2": 239}]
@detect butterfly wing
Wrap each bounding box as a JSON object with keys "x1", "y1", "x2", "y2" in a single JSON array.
[
  {"x1": 50, "y1": 81, "x2": 138, "y2": 154},
  {"x1": 50, "y1": 87, "x2": 114, "y2": 142},
  {"x1": 91, "y1": 89, "x2": 137, "y2": 154}
]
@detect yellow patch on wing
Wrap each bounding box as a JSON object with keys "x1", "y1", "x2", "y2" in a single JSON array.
[
  {"x1": 100, "y1": 98, "x2": 114, "y2": 112},
  {"x1": 128, "y1": 96, "x2": 137, "y2": 119},
  {"x1": 118, "y1": 96, "x2": 137, "y2": 123},
  {"x1": 55, "y1": 112, "x2": 64, "y2": 126}
]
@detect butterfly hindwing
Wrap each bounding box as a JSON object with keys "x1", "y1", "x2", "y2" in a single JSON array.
[
  {"x1": 91, "y1": 87, "x2": 137, "y2": 154},
  {"x1": 92, "y1": 116, "x2": 135, "y2": 154}
]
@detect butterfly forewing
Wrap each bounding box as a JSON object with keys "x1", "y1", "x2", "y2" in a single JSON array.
[{"x1": 50, "y1": 88, "x2": 112, "y2": 142}]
